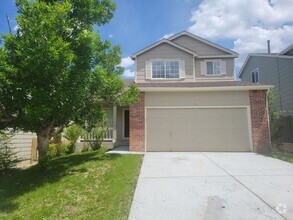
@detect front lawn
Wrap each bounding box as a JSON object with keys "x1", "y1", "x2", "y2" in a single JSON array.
[
  {"x1": 270, "y1": 147, "x2": 293, "y2": 163},
  {"x1": 0, "y1": 148, "x2": 143, "y2": 219}
]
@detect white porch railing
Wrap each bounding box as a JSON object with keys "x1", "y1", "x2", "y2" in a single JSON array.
[
  {"x1": 103, "y1": 128, "x2": 113, "y2": 140},
  {"x1": 81, "y1": 127, "x2": 113, "y2": 141}
]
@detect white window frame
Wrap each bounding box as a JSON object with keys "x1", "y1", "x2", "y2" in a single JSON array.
[
  {"x1": 201, "y1": 59, "x2": 226, "y2": 76},
  {"x1": 205, "y1": 60, "x2": 221, "y2": 75},
  {"x1": 150, "y1": 59, "x2": 180, "y2": 79},
  {"x1": 251, "y1": 68, "x2": 259, "y2": 84}
]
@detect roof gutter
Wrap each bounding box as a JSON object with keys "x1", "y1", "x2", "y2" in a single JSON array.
[{"x1": 138, "y1": 85, "x2": 274, "y2": 92}]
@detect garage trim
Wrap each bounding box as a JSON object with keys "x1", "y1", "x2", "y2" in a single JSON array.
[{"x1": 145, "y1": 105, "x2": 253, "y2": 152}]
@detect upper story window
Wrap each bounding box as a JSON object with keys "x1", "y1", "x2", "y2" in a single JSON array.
[
  {"x1": 206, "y1": 61, "x2": 221, "y2": 75},
  {"x1": 251, "y1": 69, "x2": 259, "y2": 83},
  {"x1": 145, "y1": 59, "x2": 185, "y2": 80},
  {"x1": 152, "y1": 60, "x2": 179, "y2": 79},
  {"x1": 201, "y1": 60, "x2": 226, "y2": 76}
]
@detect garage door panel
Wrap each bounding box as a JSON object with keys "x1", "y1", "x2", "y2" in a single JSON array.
[{"x1": 146, "y1": 108, "x2": 250, "y2": 152}]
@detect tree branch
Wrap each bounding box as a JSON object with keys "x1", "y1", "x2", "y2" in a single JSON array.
[{"x1": 0, "y1": 106, "x2": 16, "y2": 123}]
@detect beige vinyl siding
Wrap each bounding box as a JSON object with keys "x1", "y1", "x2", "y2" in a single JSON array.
[
  {"x1": 145, "y1": 91, "x2": 250, "y2": 107},
  {"x1": 240, "y1": 56, "x2": 281, "y2": 109},
  {"x1": 172, "y1": 35, "x2": 231, "y2": 55},
  {"x1": 8, "y1": 132, "x2": 36, "y2": 161},
  {"x1": 136, "y1": 43, "x2": 194, "y2": 82},
  {"x1": 194, "y1": 58, "x2": 234, "y2": 79}
]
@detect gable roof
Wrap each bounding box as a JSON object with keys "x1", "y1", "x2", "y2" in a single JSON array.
[
  {"x1": 131, "y1": 38, "x2": 198, "y2": 59},
  {"x1": 131, "y1": 31, "x2": 239, "y2": 59},
  {"x1": 238, "y1": 52, "x2": 293, "y2": 78},
  {"x1": 279, "y1": 44, "x2": 293, "y2": 55},
  {"x1": 169, "y1": 31, "x2": 239, "y2": 57}
]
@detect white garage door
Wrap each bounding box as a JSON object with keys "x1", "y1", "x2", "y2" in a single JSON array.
[{"x1": 146, "y1": 108, "x2": 251, "y2": 152}]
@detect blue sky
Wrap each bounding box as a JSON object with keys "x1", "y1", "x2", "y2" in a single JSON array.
[{"x1": 1, "y1": 0, "x2": 292, "y2": 78}]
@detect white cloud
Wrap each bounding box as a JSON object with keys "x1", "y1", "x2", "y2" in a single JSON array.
[
  {"x1": 188, "y1": 0, "x2": 293, "y2": 68},
  {"x1": 160, "y1": 33, "x2": 174, "y2": 39},
  {"x1": 120, "y1": 56, "x2": 134, "y2": 68},
  {"x1": 13, "y1": 25, "x2": 19, "y2": 32},
  {"x1": 123, "y1": 69, "x2": 134, "y2": 78},
  {"x1": 120, "y1": 56, "x2": 135, "y2": 79}
]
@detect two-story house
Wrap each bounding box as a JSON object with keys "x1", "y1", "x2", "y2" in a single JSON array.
[
  {"x1": 108, "y1": 31, "x2": 272, "y2": 153},
  {"x1": 238, "y1": 45, "x2": 293, "y2": 142}
]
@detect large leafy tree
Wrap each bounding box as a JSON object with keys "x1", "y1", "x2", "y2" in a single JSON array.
[{"x1": 0, "y1": 0, "x2": 139, "y2": 164}]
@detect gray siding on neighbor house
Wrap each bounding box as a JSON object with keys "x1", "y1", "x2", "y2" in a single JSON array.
[
  {"x1": 278, "y1": 58, "x2": 293, "y2": 114},
  {"x1": 136, "y1": 43, "x2": 194, "y2": 83},
  {"x1": 194, "y1": 58, "x2": 234, "y2": 79},
  {"x1": 172, "y1": 35, "x2": 231, "y2": 55},
  {"x1": 240, "y1": 56, "x2": 293, "y2": 114}
]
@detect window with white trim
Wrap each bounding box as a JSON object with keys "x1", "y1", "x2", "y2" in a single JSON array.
[
  {"x1": 251, "y1": 69, "x2": 259, "y2": 83},
  {"x1": 152, "y1": 60, "x2": 179, "y2": 79},
  {"x1": 200, "y1": 60, "x2": 225, "y2": 76},
  {"x1": 206, "y1": 61, "x2": 221, "y2": 75}
]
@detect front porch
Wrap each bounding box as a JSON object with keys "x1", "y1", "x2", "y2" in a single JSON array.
[{"x1": 79, "y1": 106, "x2": 130, "y2": 148}]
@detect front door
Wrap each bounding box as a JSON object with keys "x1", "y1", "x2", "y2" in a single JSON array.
[{"x1": 124, "y1": 109, "x2": 130, "y2": 138}]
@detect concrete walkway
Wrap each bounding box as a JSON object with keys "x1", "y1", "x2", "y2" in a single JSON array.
[
  {"x1": 106, "y1": 146, "x2": 144, "y2": 155},
  {"x1": 129, "y1": 152, "x2": 293, "y2": 220}
]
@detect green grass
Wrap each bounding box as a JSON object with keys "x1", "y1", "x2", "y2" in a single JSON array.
[
  {"x1": 270, "y1": 147, "x2": 293, "y2": 163},
  {"x1": 0, "y1": 148, "x2": 143, "y2": 220}
]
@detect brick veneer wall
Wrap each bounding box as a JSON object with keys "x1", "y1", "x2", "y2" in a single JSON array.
[
  {"x1": 249, "y1": 90, "x2": 271, "y2": 153},
  {"x1": 129, "y1": 92, "x2": 145, "y2": 151}
]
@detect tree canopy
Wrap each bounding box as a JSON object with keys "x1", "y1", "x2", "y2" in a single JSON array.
[{"x1": 0, "y1": 0, "x2": 139, "y2": 163}]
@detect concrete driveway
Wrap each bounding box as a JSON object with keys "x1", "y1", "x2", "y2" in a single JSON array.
[{"x1": 129, "y1": 153, "x2": 293, "y2": 220}]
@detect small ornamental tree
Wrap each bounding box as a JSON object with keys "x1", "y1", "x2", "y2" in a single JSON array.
[
  {"x1": 0, "y1": 131, "x2": 20, "y2": 174},
  {"x1": 268, "y1": 89, "x2": 287, "y2": 142},
  {"x1": 0, "y1": 0, "x2": 139, "y2": 165}
]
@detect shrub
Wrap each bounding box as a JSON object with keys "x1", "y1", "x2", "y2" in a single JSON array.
[
  {"x1": 48, "y1": 143, "x2": 58, "y2": 158},
  {"x1": 82, "y1": 123, "x2": 106, "y2": 151},
  {"x1": 81, "y1": 143, "x2": 90, "y2": 152},
  {"x1": 48, "y1": 142, "x2": 70, "y2": 159},
  {"x1": 64, "y1": 124, "x2": 82, "y2": 153},
  {"x1": 0, "y1": 132, "x2": 21, "y2": 174},
  {"x1": 268, "y1": 89, "x2": 288, "y2": 143}
]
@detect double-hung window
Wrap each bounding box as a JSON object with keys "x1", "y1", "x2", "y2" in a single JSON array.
[
  {"x1": 251, "y1": 69, "x2": 259, "y2": 83},
  {"x1": 152, "y1": 60, "x2": 179, "y2": 79},
  {"x1": 201, "y1": 60, "x2": 225, "y2": 76},
  {"x1": 206, "y1": 61, "x2": 221, "y2": 75}
]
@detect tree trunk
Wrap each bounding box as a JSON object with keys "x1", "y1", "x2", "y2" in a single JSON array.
[{"x1": 37, "y1": 131, "x2": 51, "y2": 165}]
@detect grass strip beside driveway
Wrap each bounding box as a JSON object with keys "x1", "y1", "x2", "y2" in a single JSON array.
[
  {"x1": 0, "y1": 148, "x2": 143, "y2": 220},
  {"x1": 270, "y1": 147, "x2": 293, "y2": 164}
]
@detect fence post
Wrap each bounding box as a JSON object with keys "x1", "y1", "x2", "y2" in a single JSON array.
[{"x1": 31, "y1": 137, "x2": 38, "y2": 163}]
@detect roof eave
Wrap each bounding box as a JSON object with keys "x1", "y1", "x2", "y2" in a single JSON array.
[
  {"x1": 278, "y1": 44, "x2": 293, "y2": 55},
  {"x1": 198, "y1": 54, "x2": 238, "y2": 59},
  {"x1": 138, "y1": 85, "x2": 274, "y2": 92},
  {"x1": 238, "y1": 54, "x2": 251, "y2": 78}
]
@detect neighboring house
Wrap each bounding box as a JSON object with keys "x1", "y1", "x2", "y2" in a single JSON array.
[
  {"x1": 103, "y1": 31, "x2": 273, "y2": 152},
  {"x1": 238, "y1": 45, "x2": 293, "y2": 115}
]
